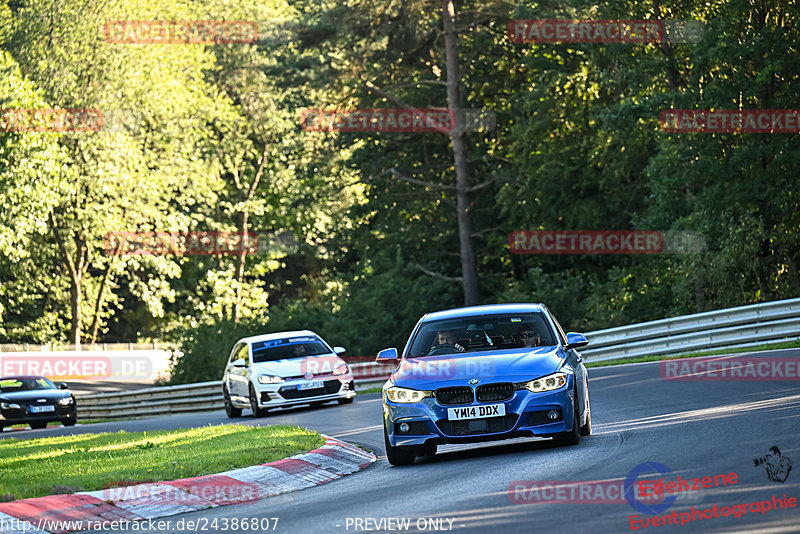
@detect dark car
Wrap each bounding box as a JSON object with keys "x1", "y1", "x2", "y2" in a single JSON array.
[{"x1": 0, "y1": 376, "x2": 77, "y2": 431}]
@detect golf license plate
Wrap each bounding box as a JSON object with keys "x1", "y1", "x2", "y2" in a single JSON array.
[
  {"x1": 298, "y1": 380, "x2": 324, "y2": 391},
  {"x1": 447, "y1": 403, "x2": 505, "y2": 421},
  {"x1": 30, "y1": 405, "x2": 55, "y2": 413}
]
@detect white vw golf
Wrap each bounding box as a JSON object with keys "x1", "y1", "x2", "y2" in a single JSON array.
[{"x1": 221, "y1": 330, "x2": 356, "y2": 417}]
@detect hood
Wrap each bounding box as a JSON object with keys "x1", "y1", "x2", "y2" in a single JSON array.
[
  {"x1": 251, "y1": 354, "x2": 344, "y2": 377},
  {"x1": 391, "y1": 346, "x2": 565, "y2": 389},
  {"x1": 0, "y1": 389, "x2": 71, "y2": 403}
]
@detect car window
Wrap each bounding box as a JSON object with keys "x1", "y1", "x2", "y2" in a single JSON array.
[
  {"x1": 229, "y1": 343, "x2": 242, "y2": 363},
  {"x1": 407, "y1": 312, "x2": 557, "y2": 357},
  {"x1": 251, "y1": 336, "x2": 331, "y2": 363},
  {"x1": 546, "y1": 308, "x2": 569, "y2": 346},
  {"x1": 0, "y1": 377, "x2": 54, "y2": 391}
]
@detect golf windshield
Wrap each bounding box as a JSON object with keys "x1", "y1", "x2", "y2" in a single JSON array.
[
  {"x1": 408, "y1": 312, "x2": 557, "y2": 357},
  {"x1": 251, "y1": 336, "x2": 331, "y2": 363}
]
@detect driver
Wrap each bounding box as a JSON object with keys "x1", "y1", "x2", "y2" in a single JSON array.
[
  {"x1": 429, "y1": 329, "x2": 466, "y2": 354},
  {"x1": 516, "y1": 325, "x2": 541, "y2": 348}
]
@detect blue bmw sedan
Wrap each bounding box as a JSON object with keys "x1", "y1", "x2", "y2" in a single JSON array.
[{"x1": 378, "y1": 303, "x2": 592, "y2": 465}]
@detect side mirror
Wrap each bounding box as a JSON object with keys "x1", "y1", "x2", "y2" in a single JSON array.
[
  {"x1": 333, "y1": 346, "x2": 346, "y2": 355},
  {"x1": 376, "y1": 348, "x2": 399, "y2": 364},
  {"x1": 232, "y1": 358, "x2": 247, "y2": 368},
  {"x1": 59, "y1": 383, "x2": 69, "y2": 390},
  {"x1": 565, "y1": 332, "x2": 589, "y2": 350}
]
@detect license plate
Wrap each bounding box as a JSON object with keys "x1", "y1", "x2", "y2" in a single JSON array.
[
  {"x1": 298, "y1": 380, "x2": 324, "y2": 391},
  {"x1": 30, "y1": 405, "x2": 55, "y2": 413},
  {"x1": 447, "y1": 404, "x2": 505, "y2": 420}
]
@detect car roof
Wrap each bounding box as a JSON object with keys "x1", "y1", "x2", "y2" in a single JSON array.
[
  {"x1": 421, "y1": 303, "x2": 547, "y2": 322},
  {"x1": 237, "y1": 330, "x2": 321, "y2": 345}
]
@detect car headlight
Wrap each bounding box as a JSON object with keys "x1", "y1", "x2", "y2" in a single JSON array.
[
  {"x1": 385, "y1": 386, "x2": 433, "y2": 403},
  {"x1": 333, "y1": 362, "x2": 348, "y2": 376},
  {"x1": 58, "y1": 397, "x2": 74, "y2": 406},
  {"x1": 258, "y1": 375, "x2": 284, "y2": 384},
  {"x1": 0, "y1": 402, "x2": 21, "y2": 410},
  {"x1": 520, "y1": 372, "x2": 568, "y2": 393}
]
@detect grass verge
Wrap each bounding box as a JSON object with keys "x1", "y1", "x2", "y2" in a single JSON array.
[
  {"x1": 585, "y1": 339, "x2": 800, "y2": 368},
  {"x1": 0, "y1": 424, "x2": 323, "y2": 500}
]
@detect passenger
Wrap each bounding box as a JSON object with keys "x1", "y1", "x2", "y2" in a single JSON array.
[{"x1": 516, "y1": 325, "x2": 541, "y2": 348}]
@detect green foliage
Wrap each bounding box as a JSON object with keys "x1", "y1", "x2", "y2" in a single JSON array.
[{"x1": 0, "y1": 0, "x2": 797, "y2": 378}]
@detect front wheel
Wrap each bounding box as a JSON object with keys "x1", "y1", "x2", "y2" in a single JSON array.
[
  {"x1": 249, "y1": 384, "x2": 269, "y2": 417},
  {"x1": 553, "y1": 399, "x2": 580, "y2": 447},
  {"x1": 384, "y1": 429, "x2": 416, "y2": 466},
  {"x1": 580, "y1": 400, "x2": 592, "y2": 436},
  {"x1": 223, "y1": 385, "x2": 242, "y2": 418},
  {"x1": 61, "y1": 416, "x2": 77, "y2": 427}
]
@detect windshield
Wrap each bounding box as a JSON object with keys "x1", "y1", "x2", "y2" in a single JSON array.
[
  {"x1": 0, "y1": 377, "x2": 56, "y2": 392},
  {"x1": 251, "y1": 336, "x2": 332, "y2": 363},
  {"x1": 407, "y1": 312, "x2": 557, "y2": 357}
]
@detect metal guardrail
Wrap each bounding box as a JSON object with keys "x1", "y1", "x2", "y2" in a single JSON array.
[
  {"x1": 581, "y1": 297, "x2": 800, "y2": 362},
  {"x1": 75, "y1": 298, "x2": 800, "y2": 420}
]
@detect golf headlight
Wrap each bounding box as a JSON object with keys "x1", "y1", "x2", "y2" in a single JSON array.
[
  {"x1": 385, "y1": 386, "x2": 432, "y2": 403},
  {"x1": 521, "y1": 372, "x2": 568, "y2": 392},
  {"x1": 58, "y1": 397, "x2": 74, "y2": 406},
  {"x1": 333, "y1": 362, "x2": 348, "y2": 376},
  {"x1": 1, "y1": 402, "x2": 21, "y2": 410},
  {"x1": 258, "y1": 375, "x2": 284, "y2": 384}
]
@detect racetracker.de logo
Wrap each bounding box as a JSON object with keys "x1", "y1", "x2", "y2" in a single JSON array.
[
  {"x1": 300, "y1": 108, "x2": 456, "y2": 133},
  {"x1": 660, "y1": 356, "x2": 800, "y2": 381},
  {"x1": 103, "y1": 477, "x2": 261, "y2": 507},
  {"x1": 0, "y1": 355, "x2": 152, "y2": 380},
  {"x1": 509, "y1": 19, "x2": 704, "y2": 44},
  {"x1": 104, "y1": 231, "x2": 261, "y2": 256},
  {"x1": 660, "y1": 109, "x2": 800, "y2": 133},
  {"x1": 509, "y1": 230, "x2": 705, "y2": 255},
  {"x1": 103, "y1": 20, "x2": 258, "y2": 44}
]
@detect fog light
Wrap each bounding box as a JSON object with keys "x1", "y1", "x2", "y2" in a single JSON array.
[
  {"x1": 547, "y1": 410, "x2": 559, "y2": 420},
  {"x1": 399, "y1": 422, "x2": 410, "y2": 433}
]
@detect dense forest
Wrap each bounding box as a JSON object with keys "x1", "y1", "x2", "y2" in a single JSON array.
[{"x1": 0, "y1": 0, "x2": 797, "y2": 383}]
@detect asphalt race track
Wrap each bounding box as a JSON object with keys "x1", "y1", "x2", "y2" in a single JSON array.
[{"x1": 5, "y1": 349, "x2": 800, "y2": 533}]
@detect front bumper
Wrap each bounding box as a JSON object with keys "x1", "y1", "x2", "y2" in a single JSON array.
[
  {"x1": 0, "y1": 404, "x2": 77, "y2": 425},
  {"x1": 251, "y1": 374, "x2": 356, "y2": 408},
  {"x1": 384, "y1": 385, "x2": 575, "y2": 448}
]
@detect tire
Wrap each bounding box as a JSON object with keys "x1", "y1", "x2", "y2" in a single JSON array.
[
  {"x1": 580, "y1": 398, "x2": 592, "y2": 436},
  {"x1": 249, "y1": 384, "x2": 269, "y2": 417},
  {"x1": 553, "y1": 394, "x2": 580, "y2": 447},
  {"x1": 338, "y1": 397, "x2": 354, "y2": 405},
  {"x1": 61, "y1": 417, "x2": 77, "y2": 427},
  {"x1": 30, "y1": 421, "x2": 47, "y2": 430},
  {"x1": 384, "y1": 429, "x2": 416, "y2": 466},
  {"x1": 223, "y1": 385, "x2": 242, "y2": 418},
  {"x1": 418, "y1": 443, "x2": 438, "y2": 458}
]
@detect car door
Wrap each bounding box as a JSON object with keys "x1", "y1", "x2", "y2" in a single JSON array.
[{"x1": 227, "y1": 343, "x2": 250, "y2": 399}]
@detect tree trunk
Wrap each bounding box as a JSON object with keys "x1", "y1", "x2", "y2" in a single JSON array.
[
  {"x1": 51, "y1": 213, "x2": 87, "y2": 348},
  {"x1": 441, "y1": 0, "x2": 480, "y2": 305}
]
